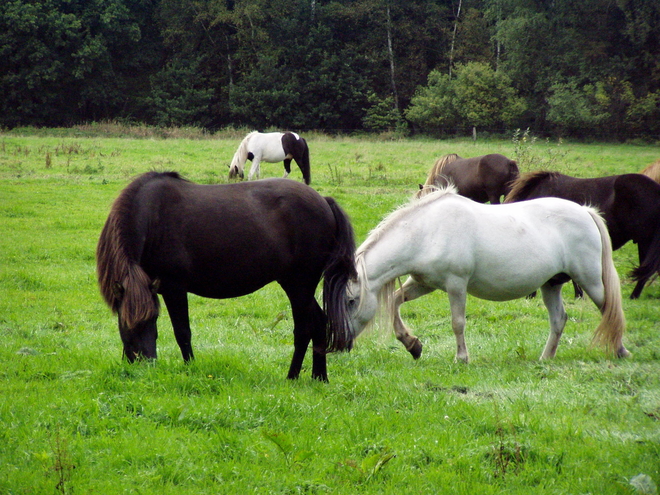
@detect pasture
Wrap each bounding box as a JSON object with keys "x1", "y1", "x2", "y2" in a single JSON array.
[{"x1": 1, "y1": 129, "x2": 659, "y2": 493}]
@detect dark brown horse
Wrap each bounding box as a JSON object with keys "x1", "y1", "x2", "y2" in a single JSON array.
[
  {"x1": 417, "y1": 153, "x2": 519, "y2": 203},
  {"x1": 505, "y1": 171, "x2": 660, "y2": 299},
  {"x1": 96, "y1": 172, "x2": 356, "y2": 381}
]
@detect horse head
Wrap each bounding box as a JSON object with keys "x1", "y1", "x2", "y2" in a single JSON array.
[
  {"x1": 346, "y1": 254, "x2": 386, "y2": 340},
  {"x1": 228, "y1": 163, "x2": 244, "y2": 180},
  {"x1": 112, "y1": 277, "x2": 160, "y2": 362}
]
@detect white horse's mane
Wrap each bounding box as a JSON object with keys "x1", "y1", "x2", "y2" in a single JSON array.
[
  {"x1": 352, "y1": 184, "x2": 458, "y2": 334},
  {"x1": 355, "y1": 184, "x2": 458, "y2": 257},
  {"x1": 229, "y1": 131, "x2": 258, "y2": 173}
]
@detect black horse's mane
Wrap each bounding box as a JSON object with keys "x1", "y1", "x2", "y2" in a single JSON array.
[{"x1": 96, "y1": 172, "x2": 181, "y2": 324}]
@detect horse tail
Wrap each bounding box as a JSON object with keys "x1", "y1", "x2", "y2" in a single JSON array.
[
  {"x1": 322, "y1": 196, "x2": 357, "y2": 352},
  {"x1": 228, "y1": 131, "x2": 256, "y2": 179},
  {"x1": 300, "y1": 138, "x2": 311, "y2": 185},
  {"x1": 630, "y1": 226, "x2": 660, "y2": 298},
  {"x1": 504, "y1": 170, "x2": 558, "y2": 203},
  {"x1": 587, "y1": 208, "x2": 627, "y2": 357},
  {"x1": 96, "y1": 174, "x2": 160, "y2": 329}
]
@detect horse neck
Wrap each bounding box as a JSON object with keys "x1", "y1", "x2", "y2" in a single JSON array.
[{"x1": 356, "y1": 229, "x2": 411, "y2": 296}]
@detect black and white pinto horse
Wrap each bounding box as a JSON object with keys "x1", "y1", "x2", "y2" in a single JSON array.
[{"x1": 228, "y1": 131, "x2": 311, "y2": 185}]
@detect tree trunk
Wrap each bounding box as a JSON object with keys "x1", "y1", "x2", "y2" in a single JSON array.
[
  {"x1": 386, "y1": 4, "x2": 399, "y2": 112},
  {"x1": 448, "y1": 0, "x2": 462, "y2": 78}
]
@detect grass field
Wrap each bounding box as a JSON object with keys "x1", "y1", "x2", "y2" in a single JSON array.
[{"x1": 1, "y1": 127, "x2": 659, "y2": 494}]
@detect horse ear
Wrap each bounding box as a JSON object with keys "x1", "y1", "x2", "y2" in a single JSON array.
[
  {"x1": 419, "y1": 184, "x2": 424, "y2": 190},
  {"x1": 113, "y1": 282, "x2": 125, "y2": 300},
  {"x1": 151, "y1": 278, "x2": 160, "y2": 294}
]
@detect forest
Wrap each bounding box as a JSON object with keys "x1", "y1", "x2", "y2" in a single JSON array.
[{"x1": 1, "y1": 0, "x2": 659, "y2": 139}]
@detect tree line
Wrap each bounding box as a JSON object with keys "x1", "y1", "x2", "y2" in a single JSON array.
[{"x1": 1, "y1": 0, "x2": 659, "y2": 139}]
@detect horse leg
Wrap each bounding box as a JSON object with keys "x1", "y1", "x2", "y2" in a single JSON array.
[
  {"x1": 572, "y1": 280, "x2": 584, "y2": 298},
  {"x1": 487, "y1": 192, "x2": 502, "y2": 204},
  {"x1": 393, "y1": 277, "x2": 434, "y2": 359},
  {"x1": 284, "y1": 285, "x2": 328, "y2": 381},
  {"x1": 282, "y1": 156, "x2": 292, "y2": 178},
  {"x1": 446, "y1": 280, "x2": 469, "y2": 362},
  {"x1": 630, "y1": 241, "x2": 650, "y2": 299},
  {"x1": 161, "y1": 289, "x2": 194, "y2": 362},
  {"x1": 539, "y1": 283, "x2": 568, "y2": 359},
  {"x1": 248, "y1": 157, "x2": 261, "y2": 181}
]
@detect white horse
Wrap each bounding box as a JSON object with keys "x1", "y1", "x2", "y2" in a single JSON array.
[
  {"x1": 348, "y1": 185, "x2": 629, "y2": 362},
  {"x1": 228, "y1": 131, "x2": 311, "y2": 185}
]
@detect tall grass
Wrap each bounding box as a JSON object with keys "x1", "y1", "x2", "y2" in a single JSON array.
[{"x1": 0, "y1": 128, "x2": 659, "y2": 493}]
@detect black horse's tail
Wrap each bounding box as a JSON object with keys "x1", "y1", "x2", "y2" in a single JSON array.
[
  {"x1": 631, "y1": 226, "x2": 660, "y2": 298},
  {"x1": 300, "y1": 138, "x2": 311, "y2": 185},
  {"x1": 322, "y1": 197, "x2": 357, "y2": 352}
]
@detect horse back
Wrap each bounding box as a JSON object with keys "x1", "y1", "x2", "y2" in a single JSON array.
[
  {"x1": 476, "y1": 154, "x2": 519, "y2": 193},
  {"x1": 506, "y1": 171, "x2": 616, "y2": 206},
  {"x1": 443, "y1": 154, "x2": 517, "y2": 202},
  {"x1": 134, "y1": 175, "x2": 336, "y2": 298}
]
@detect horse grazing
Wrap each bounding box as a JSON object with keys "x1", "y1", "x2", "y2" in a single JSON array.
[
  {"x1": 228, "y1": 131, "x2": 311, "y2": 185},
  {"x1": 347, "y1": 185, "x2": 629, "y2": 363},
  {"x1": 416, "y1": 153, "x2": 519, "y2": 203},
  {"x1": 96, "y1": 172, "x2": 356, "y2": 381},
  {"x1": 505, "y1": 171, "x2": 660, "y2": 299}
]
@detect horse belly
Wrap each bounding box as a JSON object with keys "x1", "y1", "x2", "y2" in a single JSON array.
[
  {"x1": 250, "y1": 135, "x2": 287, "y2": 163},
  {"x1": 467, "y1": 225, "x2": 565, "y2": 301}
]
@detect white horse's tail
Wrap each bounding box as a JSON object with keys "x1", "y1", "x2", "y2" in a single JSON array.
[
  {"x1": 588, "y1": 208, "x2": 628, "y2": 357},
  {"x1": 228, "y1": 131, "x2": 257, "y2": 179}
]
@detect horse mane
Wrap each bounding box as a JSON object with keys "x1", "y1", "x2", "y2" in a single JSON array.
[
  {"x1": 96, "y1": 171, "x2": 182, "y2": 328},
  {"x1": 229, "y1": 131, "x2": 258, "y2": 174},
  {"x1": 640, "y1": 159, "x2": 660, "y2": 183},
  {"x1": 503, "y1": 170, "x2": 562, "y2": 203},
  {"x1": 357, "y1": 184, "x2": 458, "y2": 258},
  {"x1": 353, "y1": 253, "x2": 396, "y2": 336},
  {"x1": 420, "y1": 153, "x2": 461, "y2": 187}
]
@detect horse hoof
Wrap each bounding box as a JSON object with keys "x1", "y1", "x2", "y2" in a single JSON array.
[
  {"x1": 617, "y1": 347, "x2": 631, "y2": 358},
  {"x1": 408, "y1": 339, "x2": 423, "y2": 360}
]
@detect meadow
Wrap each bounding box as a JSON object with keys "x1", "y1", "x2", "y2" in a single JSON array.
[{"x1": 1, "y1": 126, "x2": 659, "y2": 494}]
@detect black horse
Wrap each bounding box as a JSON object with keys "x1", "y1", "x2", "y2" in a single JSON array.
[
  {"x1": 96, "y1": 172, "x2": 356, "y2": 381},
  {"x1": 417, "y1": 153, "x2": 519, "y2": 204},
  {"x1": 505, "y1": 171, "x2": 660, "y2": 299}
]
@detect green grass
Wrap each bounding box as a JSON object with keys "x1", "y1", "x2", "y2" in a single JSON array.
[{"x1": 1, "y1": 129, "x2": 659, "y2": 493}]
